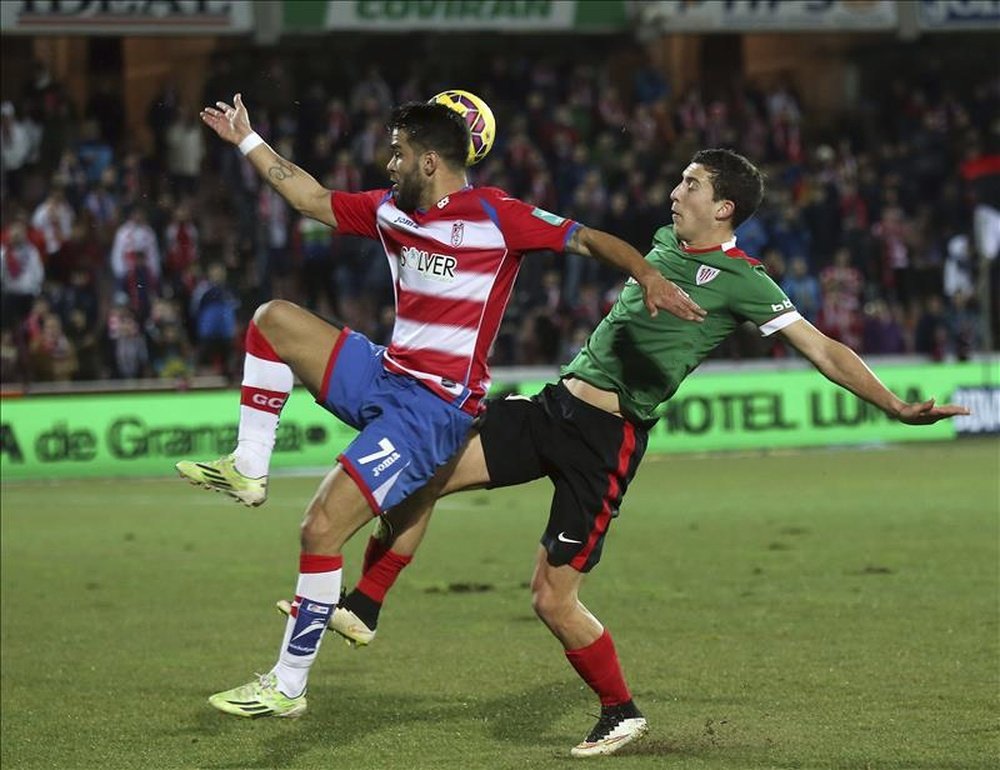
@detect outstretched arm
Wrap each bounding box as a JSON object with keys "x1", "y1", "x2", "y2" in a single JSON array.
[
  {"x1": 567, "y1": 226, "x2": 706, "y2": 323},
  {"x1": 200, "y1": 93, "x2": 337, "y2": 228},
  {"x1": 780, "y1": 318, "x2": 970, "y2": 424}
]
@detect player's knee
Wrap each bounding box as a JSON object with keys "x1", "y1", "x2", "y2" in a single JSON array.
[
  {"x1": 299, "y1": 501, "x2": 340, "y2": 552},
  {"x1": 253, "y1": 299, "x2": 299, "y2": 340},
  {"x1": 531, "y1": 582, "x2": 572, "y2": 624}
]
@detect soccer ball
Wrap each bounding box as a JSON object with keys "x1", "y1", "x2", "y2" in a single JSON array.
[{"x1": 429, "y1": 89, "x2": 496, "y2": 167}]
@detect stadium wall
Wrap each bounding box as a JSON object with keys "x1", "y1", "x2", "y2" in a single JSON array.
[{"x1": 2, "y1": 358, "x2": 997, "y2": 481}]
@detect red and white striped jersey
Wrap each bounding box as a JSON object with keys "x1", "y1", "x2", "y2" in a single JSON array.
[{"x1": 331, "y1": 186, "x2": 579, "y2": 414}]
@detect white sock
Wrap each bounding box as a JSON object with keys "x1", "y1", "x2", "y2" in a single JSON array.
[
  {"x1": 271, "y1": 554, "x2": 342, "y2": 698},
  {"x1": 233, "y1": 322, "x2": 293, "y2": 478}
]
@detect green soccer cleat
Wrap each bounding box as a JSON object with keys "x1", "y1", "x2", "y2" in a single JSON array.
[
  {"x1": 176, "y1": 454, "x2": 267, "y2": 507},
  {"x1": 208, "y1": 672, "x2": 306, "y2": 719},
  {"x1": 275, "y1": 599, "x2": 377, "y2": 648}
]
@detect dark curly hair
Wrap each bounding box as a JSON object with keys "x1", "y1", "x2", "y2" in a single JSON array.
[
  {"x1": 387, "y1": 102, "x2": 469, "y2": 170},
  {"x1": 690, "y1": 148, "x2": 765, "y2": 228}
]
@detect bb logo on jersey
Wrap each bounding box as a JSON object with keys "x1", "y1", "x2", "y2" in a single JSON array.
[{"x1": 399, "y1": 245, "x2": 457, "y2": 282}]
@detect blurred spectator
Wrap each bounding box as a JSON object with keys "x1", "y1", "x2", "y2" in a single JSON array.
[
  {"x1": 190, "y1": 262, "x2": 239, "y2": 378},
  {"x1": 762, "y1": 247, "x2": 787, "y2": 285},
  {"x1": 770, "y1": 205, "x2": 812, "y2": 268},
  {"x1": 872, "y1": 195, "x2": 913, "y2": 305},
  {"x1": 60, "y1": 219, "x2": 104, "y2": 278},
  {"x1": 28, "y1": 311, "x2": 77, "y2": 382},
  {"x1": 780, "y1": 257, "x2": 821, "y2": 323},
  {"x1": 327, "y1": 149, "x2": 362, "y2": 192},
  {"x1": 53, "y1": 265, "x2": 101, "y2": 379},
  {"x1": 106, "y1": 303, "x2": 150, "y2": 379},
  {"x1": 297, "y1": 214, "x2": 336, "y2": 314},
  {"x1": 946, "y1": 290, "x2": 980, "y2": 361},
  {"x1": 0, "y1": 329, "x2": 19, "y2": 382},
  {"x1": 914, "y1": 295, "x2": 949, "y2": 361},
  {"x1": 64, "y1": 306, "x2": 102, "y2": 380},
  {"x1": 1, "y1": 220, "x2": 45, "y2": 331},
  {"x1": 83, "y1": 165, "x2": 122, "y2": 243},
  {"x1": 632, "y1": 52, "x2": 669, "y2": 106},
  {"x1": 75, "y1": 119, "x2": 114, "y2": 188},
  {"x1": 735, "y1": 213, "x2": 769, "y2": 263},
  {"x1": 165, "y1": 107, "x2": 205, "y2": 198},
  {"x1": 257, "y1": 184, "x2": 293, "y2": 300},
  {"x1": 767, "y1": 76, "x2": 803, "y2": 163},
  {"x1": 163, "y1": 202, "x2": 199, "y2": 296},
  {"x1": 110, "y1": 206, "x2": 161, "y2": 285},
  {"x1": 53, "y1": 266, "x2": 100, "y2": 336},
  {"x1": 943, "y1": 232, "x2": 975, "y2": 301},
  {"x1": 85, "y1": 76, "x2": 124, "y2": 150},
  {"x1": 110, "y1": 206, "x2": 161, "y2": 323},
  {"x1": 1, "y1": 101, "x2": 31, "y2": 198},
  {"x1": 147, "y1": 82, "x2": 179, "y2": 173},
  {"x1": 37, "y1": 83, "x2": 77, "y2": 174},
  {"x1": 146, "y1": 298, "x2": 192, "y2": 379},
  {"x1": 31, "y1": 183, "x2": 74, "y2": 281},
  {"x1": 349, "y1": 66, "x2": 392, "y2": 117},
  {"x1": 817, "y1": 247, "x2": 863, "y2": 350},
  {"x1": 862, "y1": 299, "x2": 907, "y2": 355}
]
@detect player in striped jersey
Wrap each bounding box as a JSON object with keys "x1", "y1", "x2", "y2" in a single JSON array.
[
  {"x1": 319, "y1": 149, "x2": 970, "y2": 756},
  {"x1": 181, "y1": 94, "x2": 707, "y2": 719}
]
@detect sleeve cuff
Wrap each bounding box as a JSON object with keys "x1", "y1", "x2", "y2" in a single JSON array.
[{"x1": 759, "y1": 310, "x2": 802, "y2": 337}]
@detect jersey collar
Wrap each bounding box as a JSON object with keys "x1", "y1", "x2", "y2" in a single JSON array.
[
  {"x1": 680, "y1": 236, "x2": 737, "y2": 254},
  {"x1": 416, "y1": 184, "x2": 474, "y2": 215}
]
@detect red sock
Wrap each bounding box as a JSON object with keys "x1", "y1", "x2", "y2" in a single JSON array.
[
  {"x1": 564, "y1": 630, "x2": 632, "y2": 706},
  {"x1": 356, "y1": 542, "x2": 412, "y2": 603},
  {"x1": 361, "y1": 533, "x2": 390, "y2": 573}
]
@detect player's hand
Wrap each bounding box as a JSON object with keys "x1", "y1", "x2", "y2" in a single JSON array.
[
  {"x1": 200, "y1": 93, "x2": 253, "y2": 146},
  {"x1": 894, "y1": 397, "x2": 970, "y2": 425},
  {"x1": 639, "y1": 272, "x2": 706, "y2": 322}
]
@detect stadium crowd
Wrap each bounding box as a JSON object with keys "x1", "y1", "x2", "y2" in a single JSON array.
[{"x1": 1, "y1": 49, "x2": 997, "y2": 385}]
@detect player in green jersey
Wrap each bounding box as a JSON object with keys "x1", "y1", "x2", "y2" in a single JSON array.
[{"x1": 288, "y1": 149, "x2": 970, "y2": 757}]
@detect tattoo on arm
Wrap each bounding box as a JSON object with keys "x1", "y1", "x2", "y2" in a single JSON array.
[{"x1": 266, "y1": 159, "x2": 296, "y2": 185}]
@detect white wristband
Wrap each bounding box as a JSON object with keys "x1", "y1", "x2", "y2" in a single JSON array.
[{"x1": 238, "y1": 132, "x2": 264, "y2": 155}]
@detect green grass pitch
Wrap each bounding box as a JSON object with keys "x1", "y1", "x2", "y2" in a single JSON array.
[{"x1": 2, "y1": 439, "x2": 998, "y2": 769}]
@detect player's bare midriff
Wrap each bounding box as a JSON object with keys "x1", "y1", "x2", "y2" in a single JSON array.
[{"x1": 562, "y1": 376, "x2": 623, "y2": 418}]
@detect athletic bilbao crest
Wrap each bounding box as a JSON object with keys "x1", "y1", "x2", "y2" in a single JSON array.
[
  {"x1": 696, "y1": 265, "x2": 720, "y2": 285},
  {"x1": 451, "y1": 222, "x2": 465, "y2": 247}
]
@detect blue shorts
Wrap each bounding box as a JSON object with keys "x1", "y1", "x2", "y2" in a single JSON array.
[{"x1": 317, "y1": 329, "x2": 474, "y2": 514}]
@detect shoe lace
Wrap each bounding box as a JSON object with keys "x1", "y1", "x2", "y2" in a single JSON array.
[
  {"x1": 254, "y1": 672, "x2": 275, "y2": 691},
  {"x1": 584, "y1": 710, "x2": 622, "y2": 743}
]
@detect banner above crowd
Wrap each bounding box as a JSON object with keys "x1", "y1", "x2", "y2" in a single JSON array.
[
  {"x1": 918, "y1": 0, "x2": 1000, "y2": 30},
  {"x1": 0, "y1": 0, "x2": 254, "y2": 35},
  {"x1": 638, "y1": 0, "x2": 1000, "y2": 34},
  {"x1": 637, "y1": 0, "x2": 898, "y2": 32},
  {"x1": 4, "y1": 0, "x2": 997, "y2": 36},
  {"x1": 283, "y1": 0, "x2": 629, "y2": 32}
]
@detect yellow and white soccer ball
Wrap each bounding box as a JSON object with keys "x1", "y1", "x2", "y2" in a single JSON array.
[{"x1": 429, "y1": 89, "x2": 496, "y2": 167}]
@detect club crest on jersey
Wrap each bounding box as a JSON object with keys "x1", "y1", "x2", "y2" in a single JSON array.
[
  {"x1": 451, "y1": 222, "x2": 464, "y2": 247},
  {"x1": 696, "y1": 265, "x2": 721, "y2": 285}
]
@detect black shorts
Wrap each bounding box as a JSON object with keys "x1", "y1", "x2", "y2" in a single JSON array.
[{"x1": 480, "y1": 381, "x2": 648, "y2": 572}]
